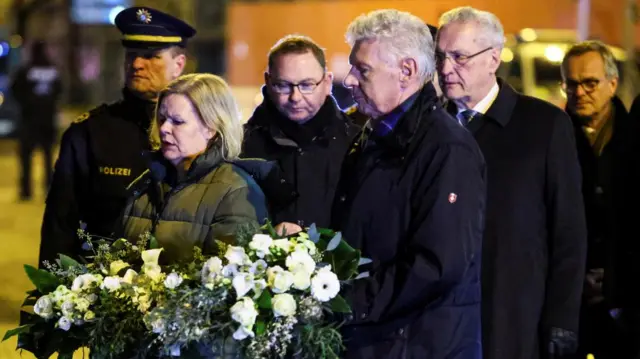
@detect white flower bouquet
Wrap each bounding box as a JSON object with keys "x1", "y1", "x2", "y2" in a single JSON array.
[{"x1": 4, "y1": 223, "x2": 367, "y2": 359}]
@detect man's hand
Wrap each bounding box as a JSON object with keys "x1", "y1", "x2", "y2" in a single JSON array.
[
  {"x1": 274, "y1": 222, "x2": 303, "y2": 236},
  {"x1": 584, "y1": 268, "x2": 604, "y2": 305}
]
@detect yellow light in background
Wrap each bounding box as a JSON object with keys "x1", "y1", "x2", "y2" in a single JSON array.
[
  {"x1": 9, "y1": 34, "x2": 22, "y2": 48},
  {"x1": 520, "y1": 28, "x2": 538, "y2": 42},
  {"x1": 587, "y1": 354, "x2": 595, "y2": 359},
  {"x1": 501, "y1": 48, "x2": 514, "y2": 62},
  {"x1": 0, "y1": 92, "x2": 5, "y2": 106},
  {"x1": 544, "y1": 45, "x2": 565, "y2": 63}
]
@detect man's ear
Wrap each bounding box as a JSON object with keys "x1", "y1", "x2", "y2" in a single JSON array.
[{"x1": 173, "y1": 53, "x2": 187, "y2": 77}]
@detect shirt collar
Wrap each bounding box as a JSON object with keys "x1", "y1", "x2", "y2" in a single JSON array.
[{"x1": 456, "y1": 82, "x2": 499, "y2": 116}]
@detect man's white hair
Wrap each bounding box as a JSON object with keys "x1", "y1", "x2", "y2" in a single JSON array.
[
  {"x1": 438, "y1": 7, "x2": 505, "y2": 49},
  {"x1": 345, "y1": 9, "x2": 435, "y2": 82}
]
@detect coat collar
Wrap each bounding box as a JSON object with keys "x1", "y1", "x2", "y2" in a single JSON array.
[
  {"x1": 482, "y1": 78, "x2": 517, "y2": 127},
  {"x1": 372, "y1": 82, "x2": 440, "y2": 153}
]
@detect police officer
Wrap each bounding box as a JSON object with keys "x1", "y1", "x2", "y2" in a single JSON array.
[
  {"x1": 39, "y1": 7, "x2": 195, "y2": 266},
  {"x1": 10, "y1": 40, "x2": 62, "y2": 201}
]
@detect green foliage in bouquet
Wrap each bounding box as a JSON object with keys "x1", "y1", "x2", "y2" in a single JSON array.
[{"x1": 4, "y1": 222, "x2": 368, "y2": 359}]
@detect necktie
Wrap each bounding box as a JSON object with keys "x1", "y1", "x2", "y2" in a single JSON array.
[{"x1": 459, "y1": 109, "x2": 478, "y2": 126}]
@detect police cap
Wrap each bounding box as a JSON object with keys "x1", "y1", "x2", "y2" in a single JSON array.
[{"x1": 115, "y1": 7, "x2": 196, "y2": 50}]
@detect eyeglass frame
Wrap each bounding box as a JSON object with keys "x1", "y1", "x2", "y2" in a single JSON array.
[
  {"x1": 435, "y1": 46, "x2": 494, "y2": 66},
  {"x1": 561, "y1": 77, "x2": 604, "y2": 94},
  {"x1": 267, "y1": 73, "x2": 326, "y2": 95}
]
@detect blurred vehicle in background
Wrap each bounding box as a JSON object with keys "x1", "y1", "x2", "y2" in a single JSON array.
[{"x1": 498, "y1": 28, "x2": 635, "y2": 109}]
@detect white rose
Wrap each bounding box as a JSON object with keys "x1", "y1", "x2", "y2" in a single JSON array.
[
  {"x1": 272, "y1": 239, "x2": 293, "y2": 254},
  {"x1": 225, "y1": 246, "x2": 250, "y2": 266},
  {"x1": 57, "y1": 317, "x2": 72, "y2": 331},
  {"x1": 33, "y1": 296, "x2": 54, "y2": 319},
  {"x1": 292, "y1": 270, "x2": 312, "y2": 291},
  {"x1": 232, "y1": 273, "x2": 254, "y2": 298},
  {"x1": 83, "y1": 310, "x2": 96, "y2": 322},
  {"x1": 232, "y1": 325, "x2": 254, "y2": 341},
  {"x1": 249, "y1": 234, "x2": 273, "y2": 258},
  {"x1": 266, "y1": 266, "x2": 284, "y2": 283},
  {"x1": 109, "y1": 260, "x2": 130, "y2": 276},
  {"x1": 270, "y1": 270, "x2": 294, "y2": 294},
  {"x1": 60, "y1": 301, "x2": 75, "y2": 317},
  {"x1": 164, "y1": 272, "x2": 183, "y2": 289},
  {"x1": 101, "y1": 276, "x2": 122, "y2": 292},
  {"x1": 286, "y1": 250, "x2": 316, "y2": 274},
  {"x1": 311, "y1": 266, "x2": 340, "y2": 302},
  {"x1": 230, "y1": 297, "x2": 258, "y2": 328},
  {"x1": 71, "y1": 274, "x2": 101, "y2": 292},
  {"x1": 272, "y1": 293, "x2": 297, "y2": 317}
]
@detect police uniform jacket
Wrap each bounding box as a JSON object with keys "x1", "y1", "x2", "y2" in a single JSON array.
[
  {"x1": 120, "y1": 145, "x2": 269, "y2": 263},
  {"x1": 332, "y1": 83, "x2": 486, "y2": 359},
  {"x1": 39, "y1": 89, "x2": 154, "y2": 266}
]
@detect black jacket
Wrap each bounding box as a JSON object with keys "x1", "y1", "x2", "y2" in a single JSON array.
[
  {"x1": 452, "y1": 80, "x2": 587, "y2": 359},
  {"x1": 333, "y1": 83, "x2": 486, "y2": 359},
  {"x1": 241, "y1": 90, "x2": 359, "y2": 228},
  {"x1": 39, "y1": 89, "x2": 154, "y2": 266}
]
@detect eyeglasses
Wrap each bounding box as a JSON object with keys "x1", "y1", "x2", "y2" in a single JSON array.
[
  {"x1": 269, "y1": 74, "x2": 325, "y2": 95},
  {"x1": 562, "y1": 78, "x2": 602, "y2": 94},
  {"x1": 435, "y1": 47, "x2": 493, "y2": 66}
]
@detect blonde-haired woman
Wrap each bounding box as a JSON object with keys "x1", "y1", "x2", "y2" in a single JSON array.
[{"x1": 119, "y1": 73, "x2": 270, "y2": 262}]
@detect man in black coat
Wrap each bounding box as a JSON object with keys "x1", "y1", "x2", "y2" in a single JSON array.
[
  {"x1": 332, "y1": 9, "x2": 486, "y2": 359},
  {"x1": 241, "y1": 35, "x2": 359, "y2": 231},
  {"x1": 39, "y1": 7, "x2": 194, "y2": 267},
  {"x1": 436, "y1": 6, "x2": 587, "y2": 359},
  {"x1": 562, "y1": 40, "x2": 640, "y2": 359}
]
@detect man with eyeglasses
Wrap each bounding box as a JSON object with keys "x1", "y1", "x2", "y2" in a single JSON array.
[
  {"x1": 241, "y1": 35, "x2": 359, "y2": 232},
  {"x1": 437, "y1": 6, "x2": 587, "y2": 359},
  {"x1": 562, "y1": 40, "x2": 640, "y2": 359}
]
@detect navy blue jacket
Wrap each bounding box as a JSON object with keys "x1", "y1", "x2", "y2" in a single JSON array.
[{"x1": 332, "y1": 83, "x2": 486, "y2": 359}]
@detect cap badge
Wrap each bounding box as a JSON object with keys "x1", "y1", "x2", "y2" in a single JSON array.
[{"x1": 136, "y1": 9, "x2": 152, "y2": 24}]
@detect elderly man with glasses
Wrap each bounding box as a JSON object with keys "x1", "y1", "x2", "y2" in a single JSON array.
[
  {"x1": 436, "y1": 6, "x2": 587, "y2": 359},
  {"x1": 241, "y1": 34, "x2": 360, "y2": 232},
  {"x1": 562, "y1": 40, "x2": 640, "y2": 359}
]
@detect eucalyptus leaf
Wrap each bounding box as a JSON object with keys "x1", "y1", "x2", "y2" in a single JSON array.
[
  {"x1": 307, "y1": 223, "x2": 320, "y2": 243},
  {"x1": 326, "y1": 232, "x2": 342, "y2": 251},
  {"x1": 358, "y1": 257, "x2": 372, "y2": 266}
]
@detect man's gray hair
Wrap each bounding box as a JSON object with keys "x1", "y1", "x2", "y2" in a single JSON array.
[
  {"x1": 561, "y1": 40, "x2": 619, "y2": 80},
  {"x1": 345, "y1": 9, "x2": 435, "y2": 82},
  {"x1": 438, "y1": 7, "x2": 505, "y2": 49}
]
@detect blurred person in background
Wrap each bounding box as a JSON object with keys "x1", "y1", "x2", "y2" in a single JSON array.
[
  {"x1": 437, "y1": 6, "x2": 587, "y2": 359},
  {"x1": 10, "y1": 39, "x2": 62, "y2": 201},
  {"x1": 562, "y1": 40, "x2": 640, "y2": 359},
  {"x1": 241, "y1": 35, "x2": 359, "y2": 233},
  {"x1": 39, "y1": 7, "x2": 194, "y2": 267}
]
